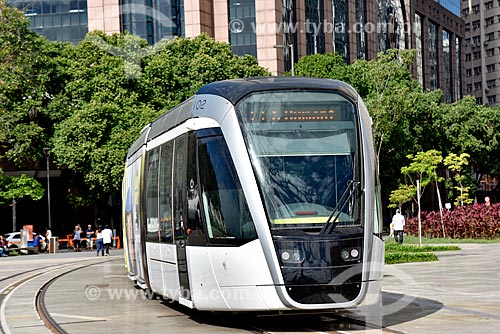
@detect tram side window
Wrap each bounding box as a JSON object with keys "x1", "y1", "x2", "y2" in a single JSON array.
[
  {"x1": 174, "y1": 135, "x2": 188, "y2": 239},
  {"x1": 159, "y1": 141, "x2": 174, "y2": 243},
  {"x1": 198, "y1": 136, "x2": 257, "y2": 245},
  {"x1": 145, "y1": 147, "x2": 160, "y2": 242}
]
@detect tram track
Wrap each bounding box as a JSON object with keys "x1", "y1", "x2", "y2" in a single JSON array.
[{"x1": 0, "y1": 258, "x2": 114, "y2": 334}]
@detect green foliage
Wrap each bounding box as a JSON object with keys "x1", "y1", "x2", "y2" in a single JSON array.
[
  {"x1": 389, "y1": 150, "x2": 443, "y2": 207},
  {"x1": 406, "y1": 203, "x2": 500, "y2": 239},
  {"x1": 385, "y1": 243, "x2": 460, "y2": 253},
  {"x1": 384, "y1": 241, "x2": 459, "y2": 264},
  {"x1": 50, "y1": 32, "x2": 269, "y2": 203},
  {"x1": 294, "y1": 53, "x2": 348, "y2": 80},
  {"x1": 0, "y1": 170, "x2": 45, "y2": 204},
  {"x1": 0, "y1": 1, "x2": 56, "y2": 165},
  {"x1": 443, "y1": 153, "x2": 473, "y2": 206},
  {"x1": 436, "y1": 97, "x2": 500, "y2": 182},
  {"x1": 385, "y1": 252, "x2": 438, "y2": 264}
]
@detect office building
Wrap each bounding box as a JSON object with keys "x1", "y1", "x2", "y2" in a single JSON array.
[
  {"x1": 462, "y1": 0, "x2": 500, "y2": 105},
  {"x1": 9, "y1": 0, "x2": 464, "y2": 99}
]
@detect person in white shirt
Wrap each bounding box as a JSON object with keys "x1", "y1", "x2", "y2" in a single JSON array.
[
  {"x1": 102, "y1": 225, "x2": 113, "y2": 256},
  {"x1": 392, "y1": 209, "x2": 405, "y2": 244},
  {"x1": 95, "y1": 227, "x2": 104, "y2": 256}
]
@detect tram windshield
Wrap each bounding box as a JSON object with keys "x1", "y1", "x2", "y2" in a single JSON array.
[{"x1": 236, "y1": 90, "x2": 362, "y2": 232}]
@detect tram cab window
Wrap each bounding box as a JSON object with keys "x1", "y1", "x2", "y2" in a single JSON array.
[
  {"x1": 236, "y1": 90, "x2": 362, "y2": 231},
  {"x1": 197, "y1": 135, "x2": 257, "y2": 245}
]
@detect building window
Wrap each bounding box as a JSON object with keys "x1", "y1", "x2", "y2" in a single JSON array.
[
  {"x1": 356, "y1": 0, "x2": 367, "y2": 59},
  {"x1": 487, "y1": 95, "x2": 497, "y2": 104},
  {"x1": 466, "y1": 53, "x2": 472, "y2": 61},
  {"x1": 485, "y1": 32, "x2": 495, "y2": 41},
  {"x1": 467, "y1": 84, "x2": 473, "y2": 92},
  {"x1": 473, "y1": 51, "x2": 481, "y2": 60},
  {"x1": 378, "y1": 0, "x2": 406, "y2": 52},
  {"x1": 474, "y1": 67, "x2": 481, "y2": 75},
  {"x1": 428, "y1": 22, "x2": 439, "y2": 91},
  {"x1": 455, "y1": 37, "x2": 462, "y2": 101},
  {"x1": 306, "y1": 0, "x2": 325, "y2": 55},
  {"x1": 462, "y1": 8, "x2": 469, "y2": 16},
  {"x1": 122, "y1": 0, "x2": 184, "y2": 44},
  {"x1": 10, "y1": 0, "x2": 89, "y2": 44},
  {"x1": 487, "y1": 48, "x2": 495, "y2": 57},
  {"x1": 472, "y1": 5, "x2": 480, "y2": 13},
  {"x1": 466, "y1": 68, "x2": 472, "y2": 76},
  {"x1": 333, "y1": 0, "x2": 349, "y2": 62},
  {"x1": 476, "y1": 97, "x2": 483, "y2": 104},
  {"x1": 486, "y1": 17, "x2": 494, "y2": 26},
  {"x1": 474, "y1": 82, "x2": 482, "y2": 91},
  {"x1": 472, "y1": 35, "x2": 481, "y2": 47},
  {"x1": 472, "y1": 20, "x2": 480, "y2": 30},
  {"x1": 228, "y1": 0, "x2": 257, "y2": 57},
  {"x1": 487, "y1": 64, "x2": 496, "y2": 72},
  {"x1": 443, "y1": 30, "x2": 453, "y2": 103},
  {"x1": 415, "y1": 13, "x2": 424, "y2": 86},
  {"x1": 487, "y1": 79, "x2": 497, "y2": 88},
  {"x1": 485, "y1": 1, "x2": 494, "y2": 10}
]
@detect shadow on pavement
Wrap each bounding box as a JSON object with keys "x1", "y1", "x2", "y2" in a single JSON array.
[{"x1": 157, "y1": 291, "x2": 444, "y2": 332}]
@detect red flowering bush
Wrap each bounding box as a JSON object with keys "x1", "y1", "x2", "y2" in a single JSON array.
[{"x1": 406, "y1": 203, "x2": 500, "y2": 239}]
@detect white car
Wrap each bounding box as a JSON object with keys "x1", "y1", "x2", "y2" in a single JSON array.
[{"x1": 5, "y1": 232, "x2": 38, "y2": 249}]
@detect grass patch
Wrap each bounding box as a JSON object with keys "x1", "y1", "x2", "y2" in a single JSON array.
[
  {"x1": 385, "y1": 243, "x2": 460, "y2": 253},
  {"x1": 384, "y1": 240, "x2": 461, "y2": 264},
  {"x1": 385, "y1": 252, "x2": 438, "y2": 264}
]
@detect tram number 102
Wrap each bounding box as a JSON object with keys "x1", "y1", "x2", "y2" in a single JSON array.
[{"x1": 194, "y1": 99, "x2": 207, "y2": 111}]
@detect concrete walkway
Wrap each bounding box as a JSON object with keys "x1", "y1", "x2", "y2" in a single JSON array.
[{"x1": 379, "y1": 243, "x2": 500, "y2": 333}]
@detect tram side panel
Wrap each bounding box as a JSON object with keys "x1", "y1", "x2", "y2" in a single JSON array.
[
  {"x1": 124, "y1": 155, "x2": 148, "y2": 287},
  {"x1": 358, "y1": 96, "x2": 384, "y2": 307}
]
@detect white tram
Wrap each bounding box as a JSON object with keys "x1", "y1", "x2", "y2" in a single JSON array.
[{"x1": 122, "y1": 77, "x2": 384, "y2": 311}]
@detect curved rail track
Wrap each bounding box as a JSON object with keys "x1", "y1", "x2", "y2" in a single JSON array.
[
  {"x1": 0, "y1": 258, "x2": 112, "y2": 334},
  {"x1": 0, "y1": 256, "x2": 401, "y2": 334}
]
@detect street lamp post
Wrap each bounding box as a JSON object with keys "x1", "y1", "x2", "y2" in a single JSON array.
[
  {"x1": 43, "y1": 147, "x2": 52, "y2": 229},
  {"x1": 273, "y1": 44, "x2": 295, "y2": 76}
]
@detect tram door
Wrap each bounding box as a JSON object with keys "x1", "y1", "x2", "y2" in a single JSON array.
[
  {"x1": 131, "y1": 157, "x2": 146, "y2": 285},
  {"x1": 172, "y1": 134, "x2": 191, "y2": 303}
]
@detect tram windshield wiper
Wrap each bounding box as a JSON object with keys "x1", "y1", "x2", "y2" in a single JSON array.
[{"x1": 319, "y1": 180, "x2": 361, "y2": 235}]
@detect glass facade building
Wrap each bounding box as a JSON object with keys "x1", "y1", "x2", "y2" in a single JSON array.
[
  {"x1": 9, "y1": 0, "x2": 88, "y2": 44},
  {"x1": 8, "y1": 0, "x2": 465, "y2": 102},
  {"x1": 121, "y1": 0, "x2": 185, "y2": 44},
  {"x1": 436, "y1": 0, "x2": 460, "y2": 16}
]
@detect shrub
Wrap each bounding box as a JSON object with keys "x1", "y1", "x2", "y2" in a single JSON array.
[{"x1": 406, "y1": 203, "x2": 500, "y2": 239}]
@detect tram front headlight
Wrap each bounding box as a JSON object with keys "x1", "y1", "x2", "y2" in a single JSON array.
[
  {"x1": 341, "y1": 247, "x2": 361, "y2": 261},
  {"x1": 280, "y1": 250, "x2": 304, "y2": 264}
]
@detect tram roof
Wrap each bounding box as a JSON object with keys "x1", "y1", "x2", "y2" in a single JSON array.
[
  {"x1": 196, "y1": 77, "x2": 359, "y2": 104},
  {"x1": 127, "y1": 77, "x2": 359, "y2": 160}
]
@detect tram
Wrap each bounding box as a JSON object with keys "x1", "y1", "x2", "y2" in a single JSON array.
[{"x1": 122, "y1": 77, "x2": 384, "y2": 311}]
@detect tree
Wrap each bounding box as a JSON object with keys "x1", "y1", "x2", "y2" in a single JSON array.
[
  {"x1": 0, "y1": 1, "x2": 65, "y2": 166},
  {"x1": 50, "y1": 33, "x2": 269, "y2": 204},
  {"x1": 436, "y1": 97, "x2": 500, "y2": 194},
  {"x1": 443, "y1": 153, "x2": 473, "y2": 206},
  {"x1": 294, "y1": 52, "x2": 348, "y2": 80},
  {"x1": 0, "y1": 170, "x2": 44, "y2": 205},
  {"x1": 390, "y1": 150, "x2": 445, "y2": 242}
]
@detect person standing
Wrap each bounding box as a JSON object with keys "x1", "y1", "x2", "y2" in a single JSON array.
[
  {"x1": 95, "y1": 227, "x2": 104, "y2": 256},
  {"x1": 102, "y1": 225, "x2": 113, "y2": 256},
  {"x1": 392, "y1": 209, "x2": 405, "y2": 244},
  {"x1": 73, "y1": 225, "x2": 82, "y2": 252},
  {"x1": 85, "y1": 225, "x2": 94, "y2": 250},
  {"x1": 45, "y1": 227, "x2": 52, "y2": 251}
]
